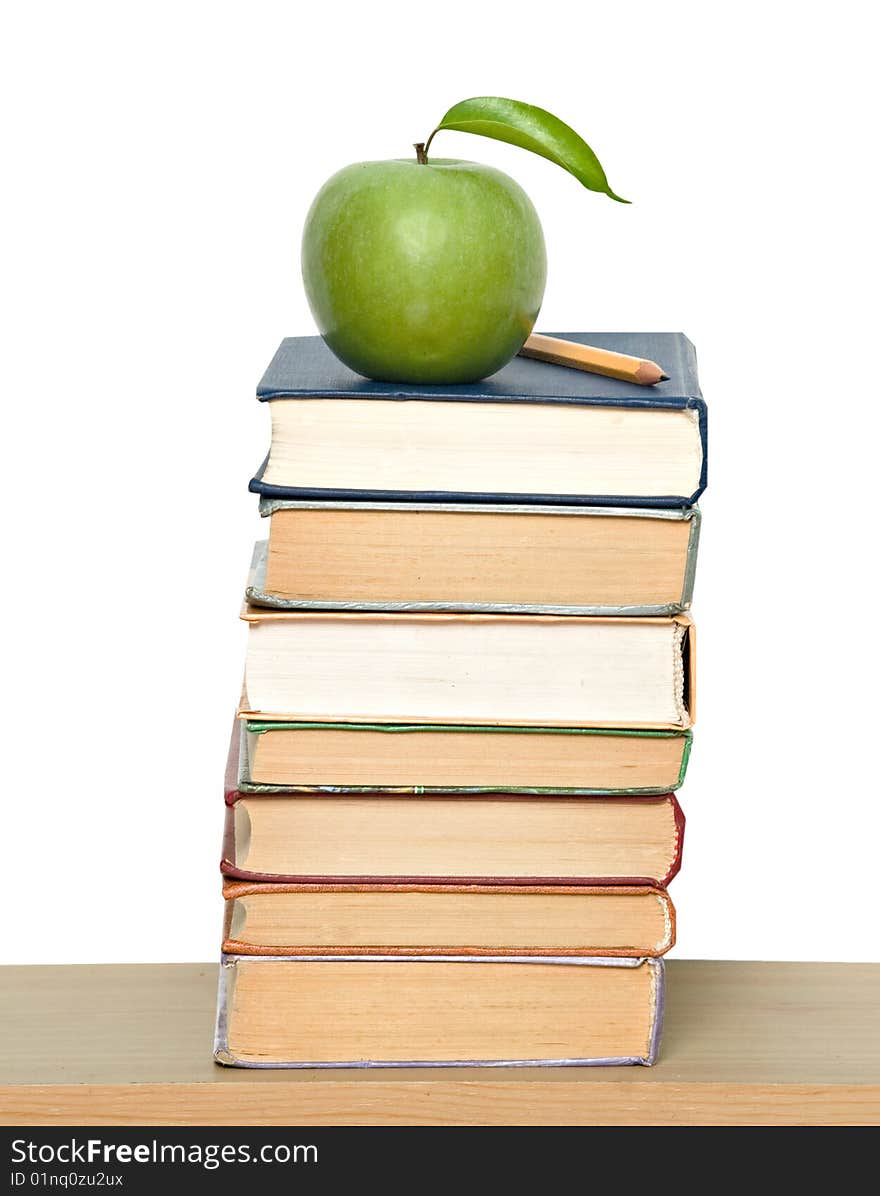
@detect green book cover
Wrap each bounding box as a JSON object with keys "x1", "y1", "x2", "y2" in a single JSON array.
[{"x1": 237, "y1": 720, "x2": 692, "y2": 796}]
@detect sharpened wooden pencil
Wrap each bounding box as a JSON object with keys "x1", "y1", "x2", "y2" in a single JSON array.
[{"x1": 519, "y1": 333, "x2": 669, "y2": 386}]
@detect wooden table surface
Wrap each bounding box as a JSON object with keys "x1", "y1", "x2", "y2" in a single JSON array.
[{"x1": 1, "y1": 960, "x2": 878, "y2": 1125}]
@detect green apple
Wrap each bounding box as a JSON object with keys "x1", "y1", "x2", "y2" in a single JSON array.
[
  {"x1": 300, "y1": 98, "x2": 626, "y2": 383},
  {"x1": 301, "y1": 158, "x2": 546, "y2": 384}
]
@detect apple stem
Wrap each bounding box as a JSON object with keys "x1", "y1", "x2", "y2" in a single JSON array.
[{"x1": 414, "y1": 142, "x2": 428, "y2": 165}]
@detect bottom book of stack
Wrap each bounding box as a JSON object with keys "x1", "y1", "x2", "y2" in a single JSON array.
[{"x1": 215, "y1": 955, "x2": 665, "y2": 1068}]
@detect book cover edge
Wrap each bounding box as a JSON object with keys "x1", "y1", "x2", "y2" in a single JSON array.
[
  {"x1": 232, "y1": 720, "x2": 692, "y2": 797},
  {"x1": 220, "y1": 885, "x2": 675, "y2": 958},
  {"x1": 220, "y1": 790, "x2": 683, "y2": 889}
]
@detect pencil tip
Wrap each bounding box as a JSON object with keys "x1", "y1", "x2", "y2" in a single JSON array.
[{"x1": 659, "y1": 374, "x2": 670, "y2": 382}]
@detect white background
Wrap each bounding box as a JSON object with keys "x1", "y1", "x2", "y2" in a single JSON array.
[{"x1": 2, "y1": 1, "x2": 878, "y2": 964}]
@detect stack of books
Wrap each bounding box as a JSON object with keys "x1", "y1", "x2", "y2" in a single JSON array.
[{"x1": 214, "y1": 331, "x2": 706, "y2": 1069}]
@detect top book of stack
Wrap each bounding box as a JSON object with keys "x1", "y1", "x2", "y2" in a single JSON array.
[{"x1": 249, "y1": 332, "x2": 707, "y2": 509}]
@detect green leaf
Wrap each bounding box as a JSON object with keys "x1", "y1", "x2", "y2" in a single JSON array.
[{"x1": 427, "y1": 96, "x2": 628, "y2": 203}]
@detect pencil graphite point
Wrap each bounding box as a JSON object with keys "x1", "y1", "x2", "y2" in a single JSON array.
[{"x1": 660, "y1": 374, "x2": 670, "y2": 382}]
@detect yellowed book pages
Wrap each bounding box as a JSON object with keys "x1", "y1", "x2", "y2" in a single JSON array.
[
  {"x1": 220, "y1": 956, "x2": 662, "y2": 1065},
  {"x1": 229, "y1": 794, "x2": 682, "y2": 884},
  {"x1": 245, "y1": 723, "x2": 688, "y2": 792},
  {"x1": 223, "y1": 884, "x2": 675, "y2": 956},
  {"x1": 262, "y1": 506, "x2": 695, "y2": 610}
]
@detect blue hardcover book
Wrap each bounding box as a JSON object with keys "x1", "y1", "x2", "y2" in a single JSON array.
[{"x1": 250, "y1": 332, "x2": 706, "y2": 508}]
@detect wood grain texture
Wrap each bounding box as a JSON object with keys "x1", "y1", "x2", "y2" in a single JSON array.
[{"x1": 1, "y1": 961, "x2": 879, "y2": 1126}]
